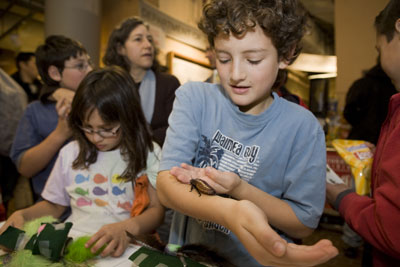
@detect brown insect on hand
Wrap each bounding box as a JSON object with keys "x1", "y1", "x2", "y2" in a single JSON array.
[{"x1": 189, "y1": 178, "x2": 216, "y2": 196}]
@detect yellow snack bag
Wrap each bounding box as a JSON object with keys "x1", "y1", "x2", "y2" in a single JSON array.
[{"x1": 331, "y1": 139, "x2": 373, "y2": 195}]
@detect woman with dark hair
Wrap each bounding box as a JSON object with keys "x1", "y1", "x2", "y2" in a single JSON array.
[{"x1": 103, "y1": 17, "x2": 180, "y2": 146}]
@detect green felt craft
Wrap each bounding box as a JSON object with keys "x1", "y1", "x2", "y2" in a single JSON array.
[
  {"x1": 31, "y1": 222, "x2": 73, "y2": 262},
  {"x1": 0, "y1": 226, "x2": 25, "y2": 250},
  {"x1": 23, "y1": 216, "x2": 58, "y2": 238},
  {"x1": 64, "y1": 236, "x2": 105, "y2": 263},
  {"x1": 129, "y1": 247, "x2": 206, "y2": 267}
]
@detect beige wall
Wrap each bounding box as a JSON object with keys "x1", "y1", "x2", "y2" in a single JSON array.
[{"x1": 335, "y1": 0, "x2": 389, "y2": 110}]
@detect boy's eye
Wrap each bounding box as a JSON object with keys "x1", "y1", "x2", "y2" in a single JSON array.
[
  {"x1": 218, "y1": 58, "x2": 230, "y2": 64},
  {"x1": 248, "y1": 59, "x2": 261, "y2": 65},
  {"x1": 76, "y1": 64, "x2": 85, "y2": 71}
]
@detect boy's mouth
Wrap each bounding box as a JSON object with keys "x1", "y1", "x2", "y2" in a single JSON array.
[{"x1": 231, "y1": 85, "x2": 250, "y2": 94}]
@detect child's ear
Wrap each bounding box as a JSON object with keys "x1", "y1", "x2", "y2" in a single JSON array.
[
  {"x1": 279, "y1": 60, "x2": 289, "y2": 69},
  {"x1": 48, "y1": 65, "x2": 61, "y2": 82},
  {"x1": 395, "y1": 18, "x2": 400, "y2": 33}
]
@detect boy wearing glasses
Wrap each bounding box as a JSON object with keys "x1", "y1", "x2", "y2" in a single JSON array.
[{"x1": 10, "y1": 35, "x2": 92, "y2": 201}]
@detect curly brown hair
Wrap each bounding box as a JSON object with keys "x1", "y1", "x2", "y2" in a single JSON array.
[{"x1": 198, "y1": 0, "x2": 307, "y2": 65}]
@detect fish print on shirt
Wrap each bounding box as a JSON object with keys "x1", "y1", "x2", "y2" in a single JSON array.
[
  {"x1": 94, "y1": 198, "x2": 109, "y2": 207},
  {"x1": 75, "y1": 187, "x2": 89, "y2": 196},
  {"x1": 72, "y1": 171, "x2": 129, "y2": 210},
  {"x1": 75, "y1": 174, "x2": 90, "y2": 184},
  {"x1": 111, "y1": 174, "x2": 124, "y2": 184},
  {"x1": 112, "y1": 186, "x2": 126, "y2": 196},
  {"x1": 93, "y1": 173, "x2": 108, "y2": 184},
  {"x1": 117, "y1": 201, "x2": 132, "y2": 212},
  {"x1": 76, "y1": 197, "x2": 92, "y2": 207},
  {"x1": 93, "y1": 186, "x2": 108, "y2": 196},
  {"x1": 194, "y1": 131, "x2": 261, "y2": 234}
]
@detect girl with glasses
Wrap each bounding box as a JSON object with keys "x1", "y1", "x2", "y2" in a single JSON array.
[{"x1": 1, "y1": 66, "x2": 164, "y2": 258}]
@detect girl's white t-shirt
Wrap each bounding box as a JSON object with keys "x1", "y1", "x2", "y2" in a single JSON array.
[{"x1": 42, "y1": 140, "x2": 160, "y2": 234}]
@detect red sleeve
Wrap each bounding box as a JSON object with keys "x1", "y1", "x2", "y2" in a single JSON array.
[{"x1": 339, "y1": 118, "x2": 400, "y2": 259}]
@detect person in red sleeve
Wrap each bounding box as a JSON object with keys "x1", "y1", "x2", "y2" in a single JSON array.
[{"x1": 326, "y1": 1, "x2": 400, "y2": 266}]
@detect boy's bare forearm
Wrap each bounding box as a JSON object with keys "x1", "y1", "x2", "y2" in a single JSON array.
[
  {"x1": 156, "y1": 170, "x2": 233, "y2": 227},
  {"x1": 18, "y1": 130, "x2": 68, "y2": 177},
  {"x1": 232, "y1": 180, "x2": 313, "y2": 238}
]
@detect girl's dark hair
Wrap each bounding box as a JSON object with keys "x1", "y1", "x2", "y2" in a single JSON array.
[
  {"x1": 103, "y1": 17, "x2": 161, "y2": 73},
  {"x1": 68, "y1": 66, "x2": 154, "y2": 181},
  {"x1": 198, "y1": 0, "x2": 307, "y2": 65},
  {"x1": 375, "y1": 0, "x2": 400, "y2": 42}
]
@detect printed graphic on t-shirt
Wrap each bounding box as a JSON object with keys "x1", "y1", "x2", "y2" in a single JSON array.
[
  {"x1": 195, "y1": 131, "x2": 260, "y2": 182},
  {"x1": 71, "y1": 172, "x2": 132, "y2": 212},
  {"x1": 194, "y1": 130, "x2": 261, "y2": 234}
]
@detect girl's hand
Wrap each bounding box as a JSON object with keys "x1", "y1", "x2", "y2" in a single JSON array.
[
  {"x1": 170, "y1": 163, "x2": 241, "y2": 195},
  {"x1": 226, "y1": 200, "x2": 338, "y2": 266},
  {"x1": 55, "y1": 97, "x2": 72, "y2": 139},
  {"x1": 85, "y1": 221, "x2": 131, "y2": 257},
  {"x1": 0, "y1": 210, "x2": 25, "y2": 235}
]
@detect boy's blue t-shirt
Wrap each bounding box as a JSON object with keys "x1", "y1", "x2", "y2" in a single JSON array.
[
  {"x1": 10, "y1": 100, "x2": 64, "y2": 197},
  {"x1": 160, "y1": 82, "x2": 326, "y2": 266}
]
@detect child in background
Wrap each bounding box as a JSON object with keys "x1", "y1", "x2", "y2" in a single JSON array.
[
  {"x1": 10, "y1": 35, "x2": 92, "y2": 200},
  {"x1": 326, "y1": 0, "x2": 400, "y2": 265},
  {"x1": 1, "y1": 66, "x2": 164, "y2": 257},
  {"x1": 157, "y1": 0, "x2": 338, "y2": 266}
]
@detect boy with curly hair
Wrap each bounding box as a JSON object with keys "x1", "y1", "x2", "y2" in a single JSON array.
[{"x1": 157, "y1": 0, "x2": 338, "y2": 266}]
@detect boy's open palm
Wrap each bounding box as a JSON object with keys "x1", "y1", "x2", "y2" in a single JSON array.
[{"x1": 230, "y1": 200, "x2": 338, "y2": 266}]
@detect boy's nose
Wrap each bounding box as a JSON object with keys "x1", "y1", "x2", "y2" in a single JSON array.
[
  {"x1": 230, "y1": 61, "x2": 246, "y2": 81},
  {"x1": 86, "y1": 64, "x2": 94, "y2": 73}
]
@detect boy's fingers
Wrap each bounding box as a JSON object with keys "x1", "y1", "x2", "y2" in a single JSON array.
[{"x1": 283, "y1": 240, "x2": 338, "y2": 266}]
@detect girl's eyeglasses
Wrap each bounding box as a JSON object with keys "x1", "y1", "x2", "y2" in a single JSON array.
[{"x1": 79, "y1": 125, "x2": 120, "y2": 138}]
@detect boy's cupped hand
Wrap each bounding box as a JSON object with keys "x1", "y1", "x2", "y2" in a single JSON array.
[{"x1": 170, "y1": 163, "x2": 241, "y2": 195}]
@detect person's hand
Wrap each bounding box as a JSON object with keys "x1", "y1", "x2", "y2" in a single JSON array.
[
  {"x1": 226, "y1": 200, "x2": 338, "y2": 266},
  {"x1": 51, "y1": 88, "x2": 75, "y2": 104},
  {"x1": 364, "y1": 141, "x2": 376, "y2": 154},
  {"x1": 85, "y1": 221, "x2": 131, "y2": 258},
  {"x1": 54, "y1": 97, "x2": 72, "y2": 139},
  {"x1": 326, "y1": 182, "x2": 351, "y2": 206},
  {"x1": 0, "y1": 210, "x2": 25, "y2": 235},
  {"x1": 170, "y1": 163, "x2": 241, "y2": 195}
]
